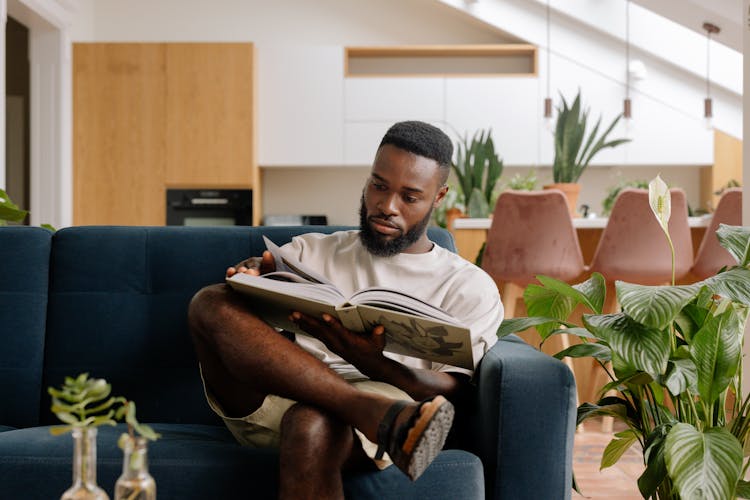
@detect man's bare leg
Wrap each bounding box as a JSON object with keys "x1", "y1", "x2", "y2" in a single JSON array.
[
  {"x1": 277, "y1": 403, "x2": 374, "y2": 500},
  {"x1": 188, "y1": 284, "x2": 410, "y2": 444}
]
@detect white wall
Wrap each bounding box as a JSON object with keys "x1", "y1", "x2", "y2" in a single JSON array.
[{"x1": 65, "y1": 0, "x2": 736, "y2": 225}]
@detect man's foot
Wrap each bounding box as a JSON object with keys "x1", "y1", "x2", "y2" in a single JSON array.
[{"x1": 375, "y1": 396, "x2": 455, "y2": 481}]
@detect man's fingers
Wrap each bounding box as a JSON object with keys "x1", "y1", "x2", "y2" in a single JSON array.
[
  {"x1": 226, "y1": 267, "x2": 237, "y2": 277},
  {"x1": 372, "y1": 325, "x2": 385, "y2": 336}
]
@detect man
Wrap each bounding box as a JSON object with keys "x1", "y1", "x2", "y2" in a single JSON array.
[{"x1": 188, "y1": 121, "x2": 503, "y2": 499}]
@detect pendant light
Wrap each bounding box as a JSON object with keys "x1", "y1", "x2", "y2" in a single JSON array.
[
  {"x1": 543, "y1": 0, "x2": 554, "y2": 132},
  {"x1": 702, "y1": 22, "x2": 720, "y2": 130}
]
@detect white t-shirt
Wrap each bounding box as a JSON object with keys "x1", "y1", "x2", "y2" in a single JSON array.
[{"x1": 281, "y1": 230, "x2": 503, "y2": 379}]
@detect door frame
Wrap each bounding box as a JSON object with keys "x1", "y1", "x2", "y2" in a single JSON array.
[{"x1": 1, "y1": 0, "x2": 75, "y2": 227}]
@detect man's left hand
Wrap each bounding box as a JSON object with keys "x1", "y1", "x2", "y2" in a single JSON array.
[{"x1": 290, "y1": 311, "x2": 386, "y2": 368}]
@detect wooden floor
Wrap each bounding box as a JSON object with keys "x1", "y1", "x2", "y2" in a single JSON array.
[{"x1": 573, "y1": 425, "x2": 645, "y2": 499}]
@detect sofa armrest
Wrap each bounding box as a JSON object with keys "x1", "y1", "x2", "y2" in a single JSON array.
[{"x1": 471, "y1": 335, "x2": 576, "y2": 500}]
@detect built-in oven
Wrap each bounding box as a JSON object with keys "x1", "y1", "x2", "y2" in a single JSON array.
[{"x1": 166, "y1": 189, "x2": 253, "y2": 226}]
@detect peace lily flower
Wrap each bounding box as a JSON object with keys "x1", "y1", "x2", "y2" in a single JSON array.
[{"x1": 648, "y1": 174, "x2": 676, "y2": 285}]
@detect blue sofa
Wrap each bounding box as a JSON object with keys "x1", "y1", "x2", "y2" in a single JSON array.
[{"x1": 0, "y1": 225, "x2": 576, "y2": 499}]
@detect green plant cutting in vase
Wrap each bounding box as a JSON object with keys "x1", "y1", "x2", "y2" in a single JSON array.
[
  {"x1": 451, "y1": 129, "x2": 504, "y2": 218},
  {"x1": 497, "y1": 176, "x2": 750, "y2": 499},
  {"x1": 49, "y1": 374, "x2": 160, "y2": 499},
  {"x1": 552, "y1": 91, "x2": 630, "y2": 183}
]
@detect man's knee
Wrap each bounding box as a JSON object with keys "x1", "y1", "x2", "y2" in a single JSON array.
[
  {"x1": 280, "y1": 404, "x2": 353, "y2": 454},
  {"x1": 188, "y1": 284, "x2": 233, "y2": 337}
]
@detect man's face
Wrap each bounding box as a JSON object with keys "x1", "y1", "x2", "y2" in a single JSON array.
[{"x1": 359, "y1": 144, "x2": 448, "y2": 257}]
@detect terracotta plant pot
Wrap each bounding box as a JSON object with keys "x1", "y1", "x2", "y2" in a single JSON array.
[
  {"x1": 444, "y1": 207, "x2": 467, "y2": 232},
  {"x1": 543, "y1": 183, "x2": 581, "y2": 217}
]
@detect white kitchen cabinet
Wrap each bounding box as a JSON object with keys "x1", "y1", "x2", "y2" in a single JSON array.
[
  {"x1": 344, "y1": 77, "x2": 445, "y2": 122},
  {"x1": 445, "y1": 77, "x2": 540, "y2": 166},
  {"x1": 257, "y1": 45, "x2": 344, "y2": 166}
]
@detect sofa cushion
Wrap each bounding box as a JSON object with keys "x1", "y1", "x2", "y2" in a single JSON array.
[
  {"x1": 0, "y1": 226, "x2": 51, "y2": 428},
  {"x1": 0, "y1": 424, "x2": 483, "y2": 499}
]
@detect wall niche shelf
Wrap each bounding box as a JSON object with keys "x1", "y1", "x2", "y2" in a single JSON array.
[{"x1": 344, "y1": 44, "x2": 537, "y2": 78}]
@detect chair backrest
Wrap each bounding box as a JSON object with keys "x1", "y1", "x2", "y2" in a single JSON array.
[
  {"x1": 589, "y1": 188, "x2": 693, "y2": 284},
  {"x1": 481, "y1": 189, "x2": 585, "y2": 286},
  {"x1": 691, "y1": 188, "x2": 743, "y2": 280}
]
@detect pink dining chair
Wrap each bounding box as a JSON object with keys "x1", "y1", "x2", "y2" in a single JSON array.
[
  {"x1": 588, "y1": 187, "x2": 693, "y2": 311},
  {"x1": 690, "y1": 188, "x2": 742, "y2": 280},
  {"x1": 481, "y1": 189, "x2": 586, "y2": 319},
  {"x1": 587, "y1": 187, "x2": 693, "y2": 432}
]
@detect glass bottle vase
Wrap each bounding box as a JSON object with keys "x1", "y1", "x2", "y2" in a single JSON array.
[
  {"x1": 114, "y1": 437, "x2": 156, "y2": 500},
  {"x1": 61, "y1": 427, "x2": 110, "y2": 500}
]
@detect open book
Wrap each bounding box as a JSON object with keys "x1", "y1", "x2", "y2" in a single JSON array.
[{"x1": 225, "y1": 236, "x2": 474, "y2": 369}]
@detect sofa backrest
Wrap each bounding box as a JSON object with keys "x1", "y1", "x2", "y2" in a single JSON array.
[
  {"x1": 38, "y1": 225, "x2": 455, "y2": 426},
  {"x1": 0, "y1": 226, "x2": 52, "y2": 428}
]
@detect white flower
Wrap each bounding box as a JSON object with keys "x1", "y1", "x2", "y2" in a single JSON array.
[{"x1": 649, "y1": 174, "x2": 671, "y2": 234}]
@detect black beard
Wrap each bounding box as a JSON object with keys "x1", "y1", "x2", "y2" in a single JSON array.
[{"x1": 358, "y1": 195, "x2": 433, "y2": 257}]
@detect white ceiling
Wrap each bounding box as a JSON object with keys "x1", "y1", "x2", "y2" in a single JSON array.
[{"x1": 631, "y1": 0, "x2": 741, "y2": 52}]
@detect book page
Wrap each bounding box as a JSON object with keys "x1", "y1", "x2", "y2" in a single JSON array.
[
  {"x1": 263, "y1": 236, "x2": 332, "y2": 285},
  {"x1": 348, "y1": 287, "x2": 462, "y2": 325},
  {"x1": 355, "y1": 304, "x2": 473, "y2": 370}
]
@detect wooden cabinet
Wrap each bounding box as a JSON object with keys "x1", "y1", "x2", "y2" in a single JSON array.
[
  {"x1": 73, "y1": 43, "x2": 257, "y2": 226},
  {"x1": 701, "y1": 130, "x2": 743, "y2": 211}
]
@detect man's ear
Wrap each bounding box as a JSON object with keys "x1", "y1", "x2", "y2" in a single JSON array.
[{"x1": 433, "y1": 185, "x2": 449, "y2": 208}]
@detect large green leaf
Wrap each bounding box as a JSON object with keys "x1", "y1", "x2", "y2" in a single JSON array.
[
  {"x1": 601, "y1": 429, "x2": 638, "y2": 469},
  {"x1": 495, "y1": 316, "x2": 574, "y2": 338},
  {"x1": 583, "y1": 313, "x2": 671, "y2": 379},
  {"x1": 577, "y1": 397, "x2": 632, "y2": 427},
  {"x1": 691, "y1": 307, "x2": 743, "y2": 404},
  {"x1": 703, "y1": 267, "x2": 750, "y2": 305},
  {"x1": 616, "y1": 281, "x2": 701, "y2": 330},
  {"x1": 521, "y1": 273, "x2": 605, "y2": 339},
  {"x1": 665, "y1": 424, "x2": 743, "y2": 500},
  {"x1": 554, "y1": 342, "x2": 611, "y2": 362},
  {"x1": 663, "y1": 346, "x2": 698, "y2": 396},
  {"x1": 716, "y1": 224, "x2": 750, "y2": 267},
  {"x1": 573, "y1": 272, "x2": 606, "y2": 314},
  {"x1": 524, "y1": 281, "x2": 576, "y2": 338}
]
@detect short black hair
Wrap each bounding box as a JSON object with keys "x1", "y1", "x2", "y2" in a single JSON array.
[{"x1": 379, "y1": 121, "x2": 453, "y2": 184}]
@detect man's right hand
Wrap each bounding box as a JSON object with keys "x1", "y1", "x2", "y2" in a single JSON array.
[{"x1": 226, "y1": 250, "x2": 276, "y2": 278}]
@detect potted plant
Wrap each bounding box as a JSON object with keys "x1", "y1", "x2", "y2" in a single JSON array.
[
  {"x1": 451, "y1": 129, "x2": 504, "y2": 218},
  {"x1": 547, "y1": 91, "x2": 630, "y2": 216},
  {"x1": 498, "y1": 177, "x2": 750, "y2": 499}
]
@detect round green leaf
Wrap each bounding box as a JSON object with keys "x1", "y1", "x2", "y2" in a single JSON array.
[{"x1": 665, "y1": 423, "x2": 742, "y2": 500}]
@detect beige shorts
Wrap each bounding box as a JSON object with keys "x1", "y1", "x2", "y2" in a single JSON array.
[{"x1": 201, "y1": 370, "x2": 413, "y2": 470}]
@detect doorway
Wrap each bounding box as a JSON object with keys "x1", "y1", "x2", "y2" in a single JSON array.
[{"x1": 4, "y1": 15, "x2": 29, "y2": 224}]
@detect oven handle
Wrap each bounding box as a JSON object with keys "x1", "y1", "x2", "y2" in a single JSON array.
[{"x1": 190, "y1": 198, "x2": 229, "y2": 205}]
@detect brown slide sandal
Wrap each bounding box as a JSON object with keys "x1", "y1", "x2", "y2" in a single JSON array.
[{"x1": 374, "y1": 395, "x2": 455, "y2": 481}]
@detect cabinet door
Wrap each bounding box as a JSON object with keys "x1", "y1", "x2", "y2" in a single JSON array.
[
  {"x1": 258, "y1": 45, "x2": 344, "y2": 166},
  {"x1": 344, "y1": 77, "x2": 444, "y2": 122},
  {"x1": 73, "y1": 43, "x2": 166, "y2": 225},
  {"x1": 445, "y1": 78, "x2": 539, "y2": 166},
  {"x1": 165, "y1": 43, "x2": 255, "y2": 185}
]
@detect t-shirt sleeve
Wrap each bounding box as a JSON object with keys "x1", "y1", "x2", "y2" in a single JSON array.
[{"x1": 431, "y1": 270, "x2": 504, "y2": 378}]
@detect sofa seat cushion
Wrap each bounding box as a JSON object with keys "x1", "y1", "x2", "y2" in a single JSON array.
[
  {"x1": 0, "y1": 426, "x2": 15, "y2": 432},
  {"x1": 0, "y1": 423, "x2": 484, "y2": 499}
]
